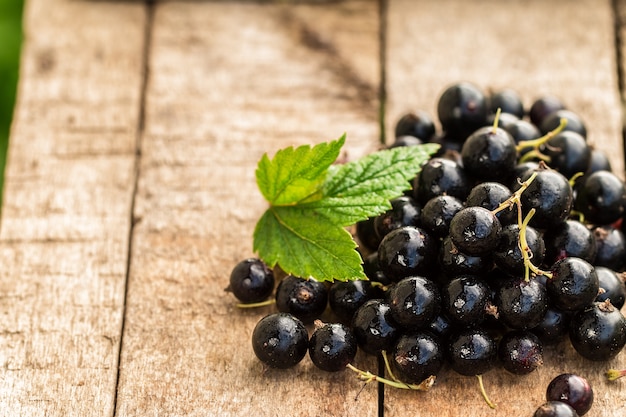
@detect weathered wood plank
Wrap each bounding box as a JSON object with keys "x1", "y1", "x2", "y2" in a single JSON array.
[
  {"x1": 385, "y1": 1, "x2": 626, "y2": 416},
  {"x1": 0, "y1": 0, "x2": 146, "y2": 416},
  {"x1": 114, "y1": 2, "x2": 380, "y2": 416}
]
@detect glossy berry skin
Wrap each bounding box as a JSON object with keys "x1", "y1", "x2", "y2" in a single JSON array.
[
  {"x1": 586, "y1": 148, "x2": 612, "y2": 174},
  {"x1": 352, "y1": 299, "x2": 399, "y2": 355},
  {"x1": 414, "y1": 157, "x2": 472, "y2": 205},
  {"x1": 438, "y1": 236, "x2": 494, "y2": 278},
  {"x1": 394, "y1": 110, "x2": 436, "y2": 141},
  {"x1": 419, "y1": 195, "x2": 464, "y2": 238},
  {"x1": 308, "y1": 322, "x2": 357, "y2": 372},
  {"x1": 489, "y1": 88, "x2": 525, "y2": 119},
  {"x1": 533, "y1": 401, "x2": 579, "y2": 417},
  {"x1": 442, "y1": 275, "x2": 492, "y2": 325},
  {"x1": 275, "y1": 275, "x2": 328, "y2": 323},
  {"x1": 504, "y1": 119, "x2": 542, "y2": 145},
  {"x1": 446, "y1": 327, "x2": 497, "y2": 376},
  {"x1": 388, "y1": 135, "x2": 423, "y2": 149},
  {"x1": 574, "y1": 171, "x2": 626, "y2": 226},
  {"x1": 546, "y1": 257, "x2": 599, "y2": 312},
  {"x1": 437, "y1": 82, "x2": 489, "y2": 141},
  {"x1": 377, "y1": 226, "x2": 437, "y2": 282},
  {"x1": 252, "y1": 313, "x2": 308, "y2": 369},
  {"x1": 532, "y1": 307, "x2": 571, "y2": 345},
  {"x1": 227, "y1": 258, "x2": 275, "y2": 303},
  {"x1": 542, "y1": 220, "x2": 597, "y2": 266},
  {"x1": 449, "y1": 206, "x2": 502, "y2": 256},
  {"x1": 517, "y1": 168, "x2": 573, "y2": 230},
  {"x1": 595, "y1": 266, "x2": 626, "y2": 309},
  {"x1": 328, "y1": 280, "x2": 384, "y2": 324},
  {"x1": 362, "y1": 252, "x2": 391, "y2": 285},
  {"x1": 529, "y1": 95, "x2": 566, "y2": 127},
  {"x1": 495, "y1": 276, "x2": 548, "y2": 330},
  {"x1": 461, "y1": 126, "x2": 517, "y2": 182},
  {"x1": 494, "y1": 223, "x2": 545, "y2": 276},
  {"x1": 356, "y1": 216, "x2": 382, "y2": 252},
  {"x1": 465, "y1": 181, "x2": 516, "y2": 225},
  {"x1": 391, "y1": 331, "x2": 445, "y2": 384},
  {"x1": 498, "y1": 330, "x2": 544, "y2": 375},
  {"x1": 592, "y1": 226, "x2": 626, "y2": 272},
  {"x1": 569, "y1": 300, "x2": 626, "y2": 361},
  {"x1": 546, "y1": 373, "x2": 594, "y2": 416},
  {"x1": 542, "y1": 131, "x2": 591, "y2": 180},
  {"x1": 387, "y1": 276, "x2": 441, "y2": 330},
  {"x1": 374, "y1": 195, "x2": 422, "y2": 239}
]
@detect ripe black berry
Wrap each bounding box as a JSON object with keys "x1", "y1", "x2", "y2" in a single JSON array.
[
  {"x1": 546, "y1": 257, "x2": 599, "y2": 312},
  {"x1": 226, "y1": 258, "x2": 275, "y2": 303},
  {"x1": 252, "y1": 313, "x2": 308, "y2": 369},
  {"x1": 394, "y1": 110, "x2": 436, "y2": 141},
  {"x1": 446, "y1": 327, "x2": 497, "y2": 376},
  {"x1": 461, "y1": 126, "x2": 517, "y2": 182},
  {"x1": 351, "y1": 299, "x2": 399, "y2": 355},
  {"x1": 569, "y1": 300, "x2": 626, "y2": 361},
  {"x1": 533, "y1": 401, "x2": 579, "y2": 417},
  {"x1": 517, "y1": 167, "x2": 574, "y2": 230},
  {"x1": 546, "y1": 373, "x2": 594, "y2": 416},
  {"x1": 373, "y1": 195, "x2": 422, "y2": 239},
  {"x1": 308, "y1": 322, "x2": 357, "y2": 372},
  {"x1": 495, "y1": 275, "x2": 548, "y2": 330},
  {"x1": 574, "y1": 170, "x2": 626, "y2": 226},
  {"x1": 275, "y1": 275, "x2": 328, "y2": 323},
  {"x1": 328, "y1": 279, "x2": 384, "y2": 324},
  {"x1": 387, "y1": 276, "x2": 441, "y2": 330},
  {"x1": 437, "y1": 82, "x2": 489, "y2": 141},
  {"x1": 449, "y1": 206, "x2": 502, "y2": 256},
  {"x1": 377, "y1": 226, "x2": 437, "y2": 281},
  {"x1": 414, "y1": 157, "x2": 472, "y2": 205},
  {"x1": 391, "y1": 331, "x2": 445, "y2": 384},
  {"x1": 595, "y1": 266, "x2": 626, "y2": 309},
  {"x1": 442, "y1": 275, "x2": 492, "y2": 326},
  {"x1": 498, "y1": 330, "x2": 544, "y2": 375}
]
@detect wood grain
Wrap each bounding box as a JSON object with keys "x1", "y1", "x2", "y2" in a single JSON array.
[
  {"x1": 0, "y1": 0, "x2": 147, "y2": 416},
  {"x1": 114, "y1": 2, "x2": 380, "y2": 416},
  {"x1": 384, "y1": 1, "x2": 626, "y2": 416}
]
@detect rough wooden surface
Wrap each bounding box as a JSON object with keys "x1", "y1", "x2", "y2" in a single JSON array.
[
  {"x1": 0, "y1": 0, "x2": 146, "y2": 416},
  {"x1": 1, "y1": 0, "x2": 626, "y2": 416}
]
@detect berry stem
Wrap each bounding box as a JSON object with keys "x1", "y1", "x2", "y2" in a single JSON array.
[
  {"x1": 236, "y1": 299, "x2": 276, "y2": 308},
  {"x1": 606, "y1": 368, "x2": 626, "y2": 381},
  {"x1": 492, "y1": 172, "x2": 538, "y2": 217},
  {"x1": 492, "y1": 108, "x2": 501, "y2": 134},
  {"x1": 346, "y1": 363, "x2": 435, "y2": 391},
  {"x1": 519, "y1": 208, "x2": 553, "y2": 281},
  {"x1": 516, "y1": 117, "x2": 568, "y2": 161},
  {"x1": 381, "y1": 350, "x2": 401, "y2": 382},
  {"x1": 476, "y1": 374, "x2": 497, "y2": 409}
]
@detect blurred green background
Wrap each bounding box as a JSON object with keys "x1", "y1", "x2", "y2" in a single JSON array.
[{"x1": 0, "y1": 1, "x2": 24, "y2": 206}]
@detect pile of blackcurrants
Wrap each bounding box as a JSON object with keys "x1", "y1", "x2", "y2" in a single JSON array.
[{"x1": 227, "y1": 82, "x2": 626, "y2": 415}]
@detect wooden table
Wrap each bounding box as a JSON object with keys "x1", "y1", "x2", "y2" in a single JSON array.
[{"x1": 1, "y1": 0, "x2": 626, "y2": 416}]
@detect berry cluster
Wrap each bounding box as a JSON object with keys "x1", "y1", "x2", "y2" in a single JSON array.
[{"x1": 227, "y1": 82, "x2": 626, "y2": 413}]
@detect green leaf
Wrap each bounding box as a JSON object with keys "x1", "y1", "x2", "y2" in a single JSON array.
[
  {"x1": 304, "y1": 143, "x2": 441, "y2": 226},
  {"x1": 255, "y1": 135, "x2": 345, "y2": 206},
  {"x1": 253, "y1": 206, "x2": 366, "y2": 281},
  {"x1": 252, "y1": 137, "x2": 439, "y2": 282}
]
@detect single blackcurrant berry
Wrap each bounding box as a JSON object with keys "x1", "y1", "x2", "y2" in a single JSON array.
[
  {"x1": 533, "y1": 401, "x2": 579, "y2": 417},
  {"x1": 275, "y1": 275, "x2": 328, "y2": 323},
  {"x1": 226, "y1": 258, "x2": 275, "y2": 304},
  {"x1": 498, "y1": 330, "x2": 544, "y2": 375},
  {"x1": 387, "y1": 276, "x2": 441, "y2": 330},
  {"x1": 569, "y1": 300, "x2": 626, "y2": 361},
  {"x1": 391, "y1": 331, "x2": 445, "y2": 384},
  {"x1": 546, "y1": 373, "x2": 594, "y2": 416},
  {"x1": 251, "y1": 312, "x2": 308, "y2": 369},
  {"x1": 351, "y1": 299, "x2": 399, "y2": 355},
  {"x1": 377, "y1": 226, "x2": 438, "y2": 282},
  {"x1": 546, "y1": 257, "x2": 599, "y2": 312},
  {"x1": 308, "y1": 322, "x2": 357, "y2": 372},
  {"x1": 449, "y1": 206, "x2": 502, "y2": 256}
]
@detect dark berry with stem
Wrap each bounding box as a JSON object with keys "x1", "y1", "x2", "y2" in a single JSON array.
[
  {"x1": 498, "y1": 330, "x2": 544, "y2": 375},
  {"x1": 437, "y1": 81, "x2": 489, "y2": 141},
  {"x1": 542, "y1": 131, "x2": 591, "y2": 179},
  {"x1": 489, "y1": 88, "x2": 525, "y2": 119},
  {"x1": 516, "y1": 167, "x2": 574, "y2": 230},
  {"x1": 308, "y1": 321, "x2": 357, "y2": 372},
  {"x1": 574, "y1": 170, "x2": 626, "y2": 226},
  {"x1": 461, "y1": 125, "x2": 517, "y2": 182},
  {"x1": 390, "y1": 331, "x2": 445, "y2": 384},
  {"x1": 377, "y1": 226, "x2": 438, "y2": 282},
  {"x1": 328, "y1": 279, "x2": 384, "y2": 324},
  {"x1": 251, "y1": 312, "x2": 309, "y2": 369},
  {"x1": 373, "y1": 195, "x2": 422, "y2": 239},
  {"x1": 592, "y1": 225, "x2": 626, "y2": 272},
  {"x1": 546, "y1": 373, "x2": 594, "y2": 416},
  {"x1": 495, "y1": 275, "x2": 548, "y2": 330},
  {"x1": 442, "y1": 275, "x2": 492, "y2": 326},
  {"x1": 438, "y1": 236, "x2": 494, "y2": 278},
  {"x1": 414, "y1": 157, "x2": 472, "y2": 205},
  {"x1": 394, "y1": 110, "x2": 436, "y2": 141},
  {"x1": 275, "y1": 275, "x2": 328, "y2": 323},
  {"x1": 494, "y1": 223, "x2": 545, "y2": 276},
  {"x1": 419, "y1": 195, "x2": 464, "y2": 238},
  {"x1": 449, "y1": 206, "x2": 502, "y2": 256},
  {"x1": 466, "y1": 181, "x2": 516, "y2": 226},
  {"x1": 595, "y1": 266, "x2": 626, "y2": 309},
  {"x1": 529, "y1": 95, "x2": 566, "y2": 127},
  {"x1": 387, "y1": 276, "x2": 441, "y2": 330},
  {"x1": 532, "y1": 307, "x2": 571, "y2": 345},
  {"x1": 226, "y1": 258, "x2": 275, "y2": 304},
  {"x1": 351, "y1": 299, "x2": 399, "y2": 355},
  {"x1": 540, "y1": 109, "x2": 587, "y2": 139},
  {"x1": 533, "y1": 401, "x2": 579, "y2": 417},
  {"x1": 546, "y1": 257, "x2": 599, "y2": 312},
  {"x1": 543, "y1": 220, "x2": 597, "y2": 266},
  {"x1": 569, "y1": 300, "x2": 626, "y2": 361}
]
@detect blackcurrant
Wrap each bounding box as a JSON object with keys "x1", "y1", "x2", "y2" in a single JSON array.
[
  {"x1": 226, "y1": 258, "x2": 275, "y2": 303},
  {"x1": 546, "y1": 373, "x2": 594, "y2": 416},
  {"x1": 394, "y1": 110, "x2": 436, "y2": 141},
  {"x1": 498, "y1": 330, "x2": 544, "y2": 375},
  {"x1": 251, "y1": 312, "x2": 309, "y2": 369},
  {"x1": 546, "y1": 257, "x2": 599, "y2": 312},
  {"x1": 495, "y1": 275, "x2": 548, "y2": 330},
  {"x1": 377, "y1": 226, "x2": 438, "y2": 282},
  {"x1": 308, "y1": 322, "x2": 358, "y2": 372},
  {"x1": 328, "y1": 279, "x2": 384, "y2": 324},
  {"x1": 275, "y1": 275, "x2": 328, "y2": 323},
  {"x1": 419, "y1": 195, "x2": 464, "y2": 238},
  {"x1": 574, "y1": 170, "x2": 626, "y2": 226},
  {"x1": 533, "y1": 401, "x2": 579, "y2": 417},
  {"x1": 387, "y1": 276, "x2": 441, "y2": 330},
  {"x1": 569, "y1": 300, "x2": 626, "y2": 361},
  {"x1": 449, "y1": 206, "x2": 502, "y2": 256},
  {"x1": 595, "y1": 266, "x2": 626, "y2": 309},
  {"x1": 391, "y1": 331, "x2": 445, "y2": 384},
  {"x1": 446, "y1": 327, "x2": 497, "y2": 376},
  {"x1": 442, "y1": 275, "x2": 492, "y2": 326},
  {"x1": 351, "y1": 299, "x2": 399, "y2": 355},
  {"x1": 414, "y1": 157, "x2": 472, "y2": 205},
  {"x1": 461, "y1": 126, "x2": 517, "y2": 182},
  {"x1": 437, "y1": 82, "x2": 489, "y2": 141}
]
